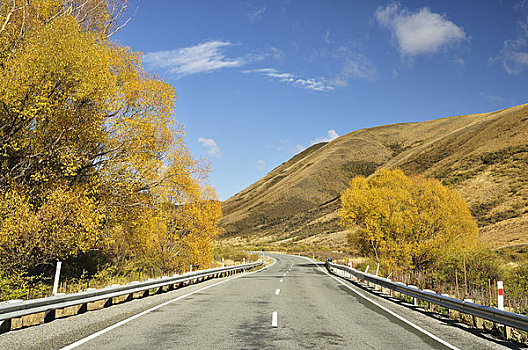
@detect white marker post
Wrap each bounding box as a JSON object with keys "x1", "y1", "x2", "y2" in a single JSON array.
[
  {"x1": 52, "y1": 261, "x2": 62, "y2": 296},
  {"x1": 497, "y1": 281, "x2": 504, "y2": 310},
  {"x1": 189, "y1": 264, "x2": 192, "y2": 273},
  {"x1": 222, "y1": 258, "x2": 225, "y2": 268},
  {"x1": 243, "y1": 258, "x2": 245, "y2": 265}
]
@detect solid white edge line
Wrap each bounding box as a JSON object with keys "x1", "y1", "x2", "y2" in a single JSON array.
[
  {"x1": 301, "y1": 256, "x2": 460, "y2": 350},
  {"x1": 60, "y1": 259, "x2": 276, "y2": 350},
  {"x1": 272, "y1": 311, "x2": 278, "y2": 327},
  {"x1": 275, "y1": 289, "x2": 280, "y2": 296},
  {"x1": 279, "y1": 279, "x2": 283, "y2": 283}
]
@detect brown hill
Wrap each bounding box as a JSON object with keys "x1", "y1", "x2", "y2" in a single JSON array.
[{"x1": 220, "y1": 104, "x2": 528, "y2": 250}]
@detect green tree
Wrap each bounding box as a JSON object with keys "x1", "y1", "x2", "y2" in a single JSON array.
[{"x1": 340, "y1": 168, "x2": 478, "y2": 272}]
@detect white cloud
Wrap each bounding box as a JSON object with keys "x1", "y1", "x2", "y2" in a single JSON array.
[
  {"x1": 144, "y1": 41, "x2": 245, "y2": 77},
  {"x1": 375, "y1": 4, "x2": 467, "y2": 57},
  {"x1": 294, "y1": 144, "x2": 305, "y2": 153},
  {"x1": 311, "y1": 130, "x2": 339, "y2": 144},
  {"x1": 256, "y1": 159, "x2": 266, "y2": 171},
  {"x1": 270, "y1": 130, "x2": 339, "y2": 156},
  {"x1": 241, "y1": 68, "x2": 334, "y2": 92},
  {"x1": 497, "y1": 2, "x2": 528, "y2": 75},
  {"x1": 198, "y1": 137, "x2": 221, "y2": 158}
]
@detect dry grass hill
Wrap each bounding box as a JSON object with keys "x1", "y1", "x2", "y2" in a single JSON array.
[{"x1": 220, "y1": 103, "x2": 528, "y2": 251}]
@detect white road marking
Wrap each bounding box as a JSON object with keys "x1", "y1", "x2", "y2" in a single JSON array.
[
  {"x1": 275, "y1": 289, "x2": 280, "y2": 295},
  {"x1": 305, "y1": 257, "x2": 460, "y2": 350},
  {"x1": 279, "y1": 278, "x2": 283, "y2": 283},
  {"x1": 272, "y1": 311, "x2": 278, "y2": 327},
  {"x1": 60, "y1": 259, "x2": 277, "y2": 350}
]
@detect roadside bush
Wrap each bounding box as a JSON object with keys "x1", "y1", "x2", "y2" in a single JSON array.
[{"x1": 433, "y1": 246, "x2": 500, "y2": 295}]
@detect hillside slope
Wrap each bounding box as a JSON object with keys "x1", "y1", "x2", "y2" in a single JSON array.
[{"x1": 220, "y1": 104, "x2": 528, "y2": 249}]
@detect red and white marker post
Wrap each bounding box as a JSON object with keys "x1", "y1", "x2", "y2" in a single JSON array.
[{"x1": 497, "y1": 281, "x2": 504, "y2": 310}]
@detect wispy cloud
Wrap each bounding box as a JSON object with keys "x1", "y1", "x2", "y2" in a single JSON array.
[
  {"x1": 332, "y1": 47, "x2": 378, "y2": 85},
  {"x1": 241, "y1": 68, "x2": 334, "y2": 91},
  {"x1": 480, "y1": 92, "x2": 506, "y2": 103},
  {"x1": 323, "y1": 30, "x2": 331, "y2": 45},
  {"x1": 198, "y1": 137, "x2": 221, "y2": 158},
  {"x1": 248, "y1": 6, "x2": 266, "y2": 22},
  {"x1": 268, "y1": 139, "x2": 304, "y2": 155},
  {"x1": 375, "y1": 4, "x2": 467, "y2": 57},
  {"x1": 144, "y1": 41, "x2": 249, "y2": 77},
  {"x1": 496, "y1": 1, "x2": 528, "y2": 75}
]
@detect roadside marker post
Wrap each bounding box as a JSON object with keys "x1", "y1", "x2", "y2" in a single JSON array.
[
  {"x1": 52, "y1": 261, "x2": 62, "y2": 296},
  {"x1": 497, "y1": 281, "x2": 504, "y2": 310}
]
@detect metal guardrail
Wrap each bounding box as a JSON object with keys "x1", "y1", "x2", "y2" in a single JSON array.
[
  {"x1": 326, "y1": 261, "x2": 528, "y2": 332},
  {"x1": 0, "y1": 261, "x2": 263, "y2": 332}
]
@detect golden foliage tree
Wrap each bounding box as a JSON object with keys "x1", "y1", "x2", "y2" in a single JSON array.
[
  {"x1": 0, "y1": 1, "x2": 220, "y2": 280},
  {"x1": 340, "y1": 168, "x2": 478, "y2": 272}
]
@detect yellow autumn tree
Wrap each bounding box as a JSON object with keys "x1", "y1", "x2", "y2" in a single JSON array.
[
  {"x1": 0, "y1": 1, "x2": 221, "y2": 281},
  {"x1": 340, "y1": 168, "x2": 478, "y2": 272}
]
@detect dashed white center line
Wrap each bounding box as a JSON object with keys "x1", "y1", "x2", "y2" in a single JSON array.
[
  {"x1": 275, "y1": 288, "x2": 280, "y2": 295},
  {"x1": 279, "y1": 278, "x2": 283, "y2": 283},
  {"x1": 272, "y1": 311, "x2": 278, "y2": 327}
]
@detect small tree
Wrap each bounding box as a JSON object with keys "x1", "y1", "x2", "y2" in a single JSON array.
[{"x1": 340, "y1": 168, "x2": 478, "y2": 272}]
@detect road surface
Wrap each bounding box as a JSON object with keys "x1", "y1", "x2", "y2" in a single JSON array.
[{"x1": 0, "y1": 253, "x2": 521, "y2": 349}]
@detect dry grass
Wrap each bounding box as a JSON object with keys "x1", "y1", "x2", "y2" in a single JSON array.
[{"x1": 220, "y1": 103, "x2": 528, "y2": 252}]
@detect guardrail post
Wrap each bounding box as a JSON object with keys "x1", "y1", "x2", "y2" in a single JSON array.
[
  {"x1": 409, "y1": 286, "x2": 419, "y2": 306},
  {"x1": 0, "y1": 319, "x2": 12, "y2": 333},
  {"x1": 441, "y1": 293, "x2": 450, "y2": 315},
  {"x1": 78, "y1": 303, "x2": 88, "y2": 314},
  {"x1": 424, "y1": 290, "x2": 435, "y2": 311},
  {"x1": 44, "y1": 309, "x2": 56, "y2": 323},
  {"x1": 104, "y1": 297, "x2": 113, "y2": 308}
]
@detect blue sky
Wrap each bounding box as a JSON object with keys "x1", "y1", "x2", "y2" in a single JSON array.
[{"x1": 115, "y1": 0, "x2": 528, "y2": 200}]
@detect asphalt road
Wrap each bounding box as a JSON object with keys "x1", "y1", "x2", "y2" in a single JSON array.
[{"x1": 0, "y1": 253, "x2": 523, "y2": 349}]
